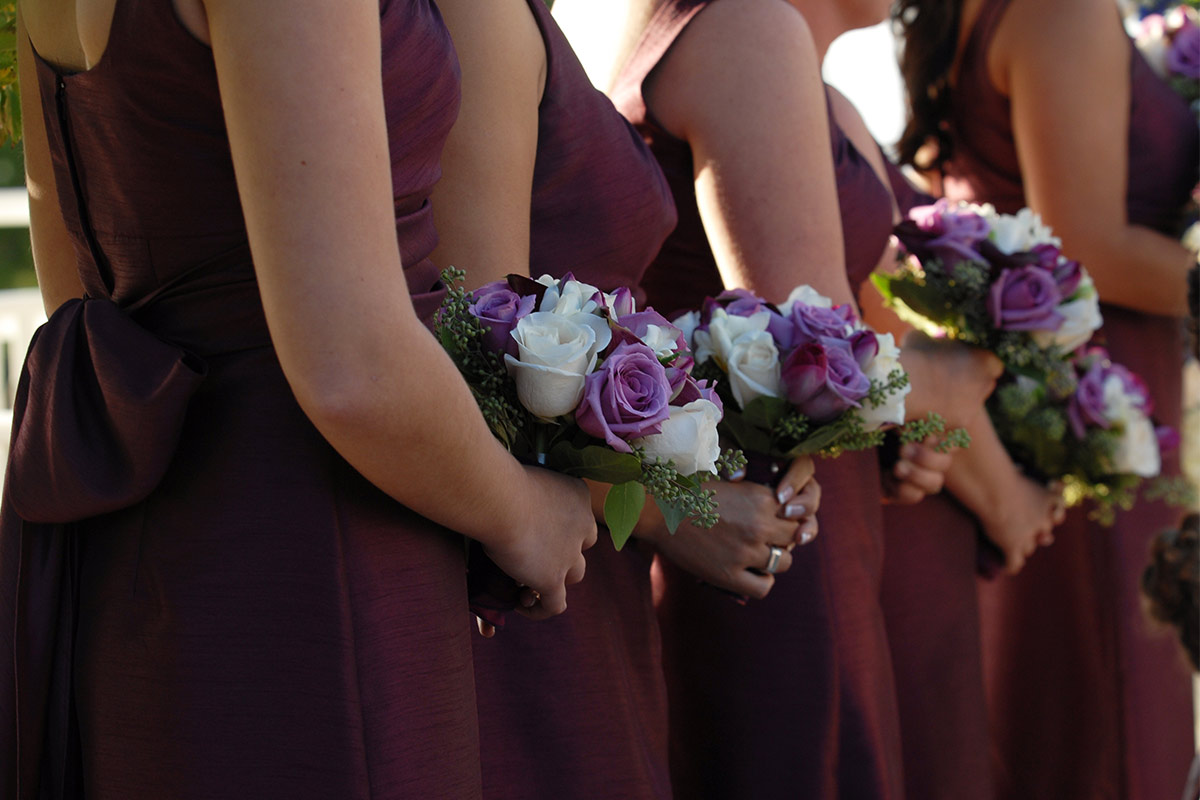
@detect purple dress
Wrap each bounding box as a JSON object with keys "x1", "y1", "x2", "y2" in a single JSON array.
[
  {"x1": 877, "y1": 163, "x2": 995, "y2": 800},
  {"x1": 467, "y1": 2, "x2": 678, "y2": 798},
  {"x1": 0, "y1": 1, "x2": 480, "y2": 798},
  {"x1": 946, "y1": 1, "x2": 1200, "y2": 798},
  {"x1": 613, "y1": 3, "x2": 904, "y2": 796}
]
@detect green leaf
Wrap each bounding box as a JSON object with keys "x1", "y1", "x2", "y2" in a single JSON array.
[
  {"x1": 740, "y1": 395, "x2": 790, "y2": 430},
  {"x1": 604, "y1": 481, "x2": 646, "y2": 551},
  {"x1": 786, "y1": 423, "x2": 846, "y2": 457},
  {"x1": 546, "y1": 442, "x2": 644, "y2": 484},
  {"x1": 653, "y1": 496, "x2": 691, "y2": 534},
  {"x1": 870, "y1": 271, "x2": 898, "y2": 303},
  {"x1": 719, "y1": 410, "x2": 775, "y2": 455}
]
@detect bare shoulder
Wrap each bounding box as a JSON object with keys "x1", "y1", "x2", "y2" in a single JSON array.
[
  {"x1": 825, "y1": 84, "x2": 870, "y2": 146},
  {"x1": 993, "y1": 0, "x2": 1127, "y2": 89},
  {"x1": 648, "y1": 0, "x2": 819, "y2": 138}
]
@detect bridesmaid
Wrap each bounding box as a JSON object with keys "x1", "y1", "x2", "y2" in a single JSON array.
[
  {"x1": 2, "y1": 0, "x2": 597, "y2": 796},
  {"x1": 895, "y1": 0, "x2": 1199, "y2": 797},
  {"x1": 429, "y1": 0, "x2": 820, "y2": 796},
  {"x1": 563, "y1": 0, "x2": 1003, "y2": 796}
]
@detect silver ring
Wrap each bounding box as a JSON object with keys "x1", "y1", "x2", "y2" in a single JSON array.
[{"x1": 764, "y1": 546, "x2": 784, "y2": 575}]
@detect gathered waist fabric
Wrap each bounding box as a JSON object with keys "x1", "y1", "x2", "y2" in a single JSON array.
[{"x1": 0, "y1": 241, "x2": 281, "y2": 798}]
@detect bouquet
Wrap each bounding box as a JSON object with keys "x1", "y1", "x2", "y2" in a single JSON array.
[
  {"x1": 988, "y1": 347, "x2": 1189, "y2": 523},
  {"x1": 872, "y1": 200, "x2": 1104, "y2": 376},
  {"x1": 1133, "y1": 4, "x2": 1200, "y2": 120},
  {"x1": 675, "y1": 286, "x2": 964, "y2": 463},
  {"x1": 436, "y1": 268, "x2": 743, "y2": 549}
]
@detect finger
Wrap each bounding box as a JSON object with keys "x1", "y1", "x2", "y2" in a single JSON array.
[
  {"x1": 565, "y1": 553, "x2": 587, "y2": 586},
  {"x1": 475, "y1": 617, "x2": 497, "y2": 638},
  {"x1": 518, "y1": 583, "x2": 567, "y2": 620},
  {"x1": 1037, "y1": 530, "x2": 1055, "y2": 547},
  {"x1": 894, "y1": 461, "x2": 945, "y2": 496},
  {"x1": 912, "y1": 440, "x2": 954, "y2": 472},
  {"x1": 977, "y1": 349, "x2": 1005, "y2": 380},
  {"x1": 764, "y1": 516, "x2": 805, "y2": 548},
  {"x1": 582, "y1": 519, "x2": 599, "y2": 551},
  {"x1": 780, "y1": 478, "x2": 821, "y2": 519},
  {"x1": 1005, "y1": 550, "x2": 1026, "y2": 575},
  {"x1": 889, "y1": 481, "x2": 927, "y2": 505},
  {"x1": 794, "y1": 516, "x2": 819, "y2": 546},
  {"x1": 729, "y1": 570, "x2": 775, "y2": 601},
  {"x1": 775, "y1": 457, "x2": 816, "y2": 505}
]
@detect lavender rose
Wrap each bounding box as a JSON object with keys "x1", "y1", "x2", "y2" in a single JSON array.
[
  {"x1": 1168, "y1": 18, "x2": 1200, "y2": 79},
  {"x1": 577, "y1": 341, "x2": 673, "y2": 453},
  {"x1": 906, "y1": 200, "x2": 991, "y2": 264},
  {"x1": 781, "y1": 338, "x2": 871, "y2": 422},
  {"x1": 469, "y1": 281, "x2": 536, "y2": 355},
  {"x1": 1068, "y1": 361, "x2": 1111, "y2": 438},
  {"x1": 988, "y1": 266, "x2": 1064, "y2": 332},
  {"x1": 788, "y1": 301, "x2": 855, "y2": 347}
]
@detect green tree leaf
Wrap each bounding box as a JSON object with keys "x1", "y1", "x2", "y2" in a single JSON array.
[
  {"x1": 604, "y1": 481, "x2": 646, "y2": 551},
  {"x1": 653, "y1": 496, "x2": 690, "y2": 535}
]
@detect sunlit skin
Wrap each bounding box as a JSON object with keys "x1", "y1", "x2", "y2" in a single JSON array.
[{"x1": 18, "y1": 0, "x2": 598, "y2": 617}]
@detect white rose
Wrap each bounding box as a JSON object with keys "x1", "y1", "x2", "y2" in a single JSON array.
[
  {"x1": 633, "y1": 399, "x2": 723, "y2": 476},
  {"x1": 972, "y1": 204, "x2": 1061, "y2": 253},
  {"x1": 1112, "y1": 410, "x2": 1162, "y2": 478},
  {"x1": 672, "y1": 310, "x2": 701, "y2": 349},
  {"x1": 532, "y1": 275, "x2": 613, "y2": 354},
  {"x1": 776, "y1": 284, "x2": 834, "y2": 317},
  {"x1": 1100, "y1": 373, "x2": 1161, "y2": 478},
  {"x1": 1135, "y1": 15, "x2": 1170, "y2": 77},
  {"x1": 857, "y1": 332, "x2": 911, "y2": 432},
  {"x1": 726, "y1": 330, "x2": 783, "y2": 409},
  {"x1": 639, "y1": 324, "x2": 682, "y2": 358},
  {"x1": 692, "y1": 308, "x2": 772, "y2": 368},
  {"x1": 1031, "y1": 276, "x2": 1102, "y2": 352},
  {"x1": 504, "y1": 312, "x2": 601, "y2": 419}
]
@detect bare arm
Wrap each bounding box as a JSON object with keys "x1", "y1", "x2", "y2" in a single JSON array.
[
  {"x1": 200, "y1": 0, "x2": 594, "y2": 611},
  {"x1": 17, "y1": 11, "x2": 86, "y2": 316},
  {"x1": 430, "y1": 0, "x2": 544, "y2": 289},
  {"x1": 645, "y1": 0, "x2": 850, "y2": 305},
  {"x1": 997, "y1": 0, "x2": 1191, "y2": 317}
]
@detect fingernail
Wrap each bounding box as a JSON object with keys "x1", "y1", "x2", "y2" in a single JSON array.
[
  {"x1": 799, "y1": 529, "x2": 815, "y2": 545},
  {"x1": 785, "y1": 501, "x2": 806, "y2": 519},
  {"x1": 776, "y1": 484, "x2": 796, "y2": 505},
  {"x1": 729, "y1": 468, "x2": 746, "y2": 481},
  {"x1": 900, "y1": 443, "x2": 918, "y2": 460},
  {"x1": 894, "y1": 461, "x2": 912, "y2": 479},
  {"x1": 522, "y1": 595, "x2": 537, "y2": 608}
]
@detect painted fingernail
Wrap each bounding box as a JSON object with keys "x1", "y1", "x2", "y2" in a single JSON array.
[
  {"x1": 799, "y1": 530, "x2": 816, "y2": 545},
  {"x1": 894, "y1": 461, "x2": 912, "y2": 479},
  {"x1": 777, "y1": 484, "x2": 796, "y2": 505},
  {"x1": 729, "y1": 467, "x2": 747, "y2": 481},
  {"x1": 785, "y1": 501, "x2": 807, "y2": 519}
]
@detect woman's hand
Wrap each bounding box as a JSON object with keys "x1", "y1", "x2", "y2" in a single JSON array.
[
  {"x1": 979, "y1": 476, "x2": 1065, "y2": 575},
  {"x1": 482, "y1": 466, "x2": 598, "y2": 620},
  {"x1": 900, "y1": 332, "x2": 1004, "y2": 429},
  {"x1": 884, "y1": 438, "x2": 952, "y2": 505},
  {"x1": 641, "y1": 457, "x2": 820, "y2": 599}
]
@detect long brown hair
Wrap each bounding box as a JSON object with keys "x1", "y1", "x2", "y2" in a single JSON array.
[{"x1": 893, "y1": 0, "x2": 963, "y2": 171}]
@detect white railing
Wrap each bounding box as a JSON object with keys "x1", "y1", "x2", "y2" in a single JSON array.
[{"x1": 0, "y1": 188, "x2": 41, "y2": 475}]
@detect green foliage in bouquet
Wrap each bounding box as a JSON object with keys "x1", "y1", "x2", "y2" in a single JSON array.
[
  {"x1": 0, "y1": 3, "x2": 17, "y2": 147},
  {"x1": 693, "y1": 358, "x2": 967, "y2": 461},
  {"x1": 435, "y1": 268, "x2": 744, "y2": 549},
  {"x1": 986, "y1": 372, "x2": 1198, "y2": 525},
  {"x1": 871, "y1": 263, "x2": 1061, "y2": 379}
]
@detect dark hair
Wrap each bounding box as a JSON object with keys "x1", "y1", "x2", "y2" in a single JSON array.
[
  {"x1": 1142, "y1": 513, "x2": 1200, "y2": 671},
  {"x1": 893, "y1": 0, "x2": 964, "y2": 171}
]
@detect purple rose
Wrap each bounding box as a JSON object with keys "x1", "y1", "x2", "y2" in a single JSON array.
[
  {"x1": 1168, "y1": 18, "x2": 1200, "y2": 79},
  {"x1": 577, "y1": 341, "x2": 672, "y2": 452},
  {"x1": 469, "y1": 281, "x2": 537, "y2": 355},
  {"x1": 1107, "y1": 363, "x2": 1153, "y2": 415},
  {"x1": 1068, "y1": 360, "x2": 1111, "y2": 438},
  {"x1": 988, "y1": 266, "x2": 1064, "y2": 331},
  {"x1": 780, "y1": 338, "x2": 871, "y2": 423},
  {"x1": 848, "y1": 328, "x2": 879, "y2": 369},
  {"x1": 716, "y1": 288, "x2": 771, "y2": 318},
  {"x1": 604, "y1": 286, "x2": 637, "y2": 319},
  {"x1": 900, "y1": 200, "x2": 991, "y2": 265},
  {"x1": 788, "y1": 301, "x2": 855, "y2": 347},
  {"x1": 673, "y1": 374, "x2": 724, "y2": 416}
]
